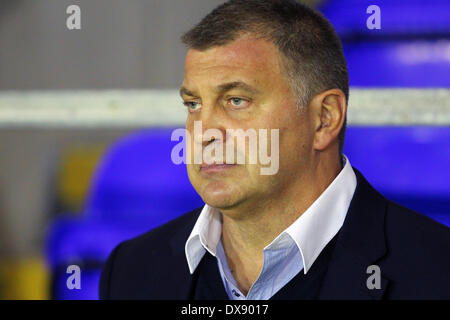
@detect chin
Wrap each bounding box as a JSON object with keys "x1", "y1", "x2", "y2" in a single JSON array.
[{"x1": 199, "y1": 180, "x2": 243, "y2": 209}]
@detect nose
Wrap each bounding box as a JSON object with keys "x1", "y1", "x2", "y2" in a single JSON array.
[{"x1": 193, "y1": 105, "x2": 227, "y2": 149}]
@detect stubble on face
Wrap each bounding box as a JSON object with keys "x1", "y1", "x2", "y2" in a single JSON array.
[{"x1": 182, "y1": 35, "x2": 312, "y2": 218}]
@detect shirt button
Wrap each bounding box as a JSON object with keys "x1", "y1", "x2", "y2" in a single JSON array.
[{"x1": 232, "y1": 289, "x2": 241, "y2": 297}]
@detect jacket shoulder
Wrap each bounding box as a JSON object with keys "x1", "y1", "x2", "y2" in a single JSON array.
[
  {"x1": 99, "y1": 206, "x2": 202, "y2": 299},
  {"x1": 120, "y1": 206, "x2": 202, "y2": 253},
  {"x1": 382, "y1": 200, "x2": 450, "y2": 298},
  {"x1": 385, "y1": 200, "x2": 450, "y2": 248}
]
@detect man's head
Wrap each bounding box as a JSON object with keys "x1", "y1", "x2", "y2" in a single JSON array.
[{"x1": 180, "y1": 0, "x2": 348, "y2": 215}]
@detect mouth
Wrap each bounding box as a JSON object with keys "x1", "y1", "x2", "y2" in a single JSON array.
[{"x1": 199, "y1": 163, "x2": 237, "y2": 173}]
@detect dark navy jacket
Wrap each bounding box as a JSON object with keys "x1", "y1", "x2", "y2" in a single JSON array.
[{"x1": 99, "y1": 168, "x2": 450, "y2": 300}]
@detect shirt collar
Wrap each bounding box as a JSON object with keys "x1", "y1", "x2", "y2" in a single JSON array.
[
  {"x1": 185, "y1": 204, "x2": 222, "y2": 273},
  {"x1": 185, "y1": 154, "x2": 357, "y2": 274}
]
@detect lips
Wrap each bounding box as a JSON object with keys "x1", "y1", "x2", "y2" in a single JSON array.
[{"x1": 200, "y1": 163, "x2": 237, "y2": 173}]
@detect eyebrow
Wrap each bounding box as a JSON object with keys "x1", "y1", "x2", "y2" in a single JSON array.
[
  {"x1": 179, "y1": 81, "x2": 260, "y2": 98},
  {"x1": 179, "y1": 86, "x2": 196, "y2": 98}
]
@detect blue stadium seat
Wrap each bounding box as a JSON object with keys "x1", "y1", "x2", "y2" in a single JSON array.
[
  {"x1": 320, "y1": 0, "x2": 450, "y2": 38},
  {"x1": 344, "y1": 126, "x2": 450, "y2": 227},
  {"x1": 46, "y1": 127, "x2": 204, "y2": 299},
  {"x1": 344, "y1": 40, "x2": 450, "y2": 87},
  {"x1": 319, "y1": 0, "x2": 450, "y2": 87},
  {"x1": 84, "y1": 127, "x2": 203, "y2": 227}
]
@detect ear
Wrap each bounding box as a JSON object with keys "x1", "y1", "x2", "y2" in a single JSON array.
[{"x1": 309, "y1": 89, "x2": 347, "y2": 151}]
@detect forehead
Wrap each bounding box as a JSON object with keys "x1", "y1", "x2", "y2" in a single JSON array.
[{"x1": 183, "y1": 36, "x2": 283, "y2": 86}]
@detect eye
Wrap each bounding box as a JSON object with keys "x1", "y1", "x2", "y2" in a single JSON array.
[
  {"x1": 228, "y1": 97, "x2": 250, "y2": 108},
  {"x1": 183, "y1": 101, "x2": 202, "y2": 112}
]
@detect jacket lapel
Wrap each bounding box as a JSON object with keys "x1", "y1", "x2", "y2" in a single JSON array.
[
  {"x1": 167, "y1": 207, "x2": 229, "y2": 299},
  {"x1": 319, "y1": 167, "x2": 390, "y2": 300},
  {"x1": 192, "y1": 252, "x2": 230, "y2": 300},
  {"x1": 166, "y1": 207, "x2": 203, "y2": 299},
  {"x1": 166, "y1": 167, "x2": 391, "y2": 300}
]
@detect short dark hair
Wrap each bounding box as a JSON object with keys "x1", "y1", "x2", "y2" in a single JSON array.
[{"x1": 181, "y1": 0, "x2": 348, "y2": 154}]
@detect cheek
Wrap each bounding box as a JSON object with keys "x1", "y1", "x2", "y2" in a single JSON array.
[
  {"x1": 279, "y1": 117, "x2": 310, "y2": 163},
  {"x1": 258, "y1": 94, "x2": 300, "y2": 129},
  {"x1": 185, "y1": 122, "x2": 196, "y2": 163},
  {"x1": 250, "y1": 104, "x2": 306, "y2": 165},
  {"x1": 186, "y1": 164, "x2": 196, "y2": 182},
  {"x1": 187, "y1": 164, "x2": 204, "y2": 194}
]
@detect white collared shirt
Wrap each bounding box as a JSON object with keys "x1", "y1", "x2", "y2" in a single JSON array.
[{"x1": 185, "y1": 154, "x2": 357, "y2": 299}]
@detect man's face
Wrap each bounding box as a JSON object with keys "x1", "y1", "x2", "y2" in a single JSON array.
[{"x1": 181, "y1": 35, "x2": 314, "y2": 214}]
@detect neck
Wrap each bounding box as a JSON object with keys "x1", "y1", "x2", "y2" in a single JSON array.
[{"x1": 219, "y1": 152, "x2": 343, "y2": 293}]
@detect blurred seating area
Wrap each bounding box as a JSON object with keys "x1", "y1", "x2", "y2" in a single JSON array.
[
  {"x1": 41, "y1": 125, "x2": 450, "y2": 299},
  {"x1": 320, "y1": 0, "x2": 450, "y2": 87},
  {"x1": 46, "y1": 128, "x2": 204, "y2": 299},
  {"x1": 0, "y1": 0, "x2": 448, "y2": 300}
]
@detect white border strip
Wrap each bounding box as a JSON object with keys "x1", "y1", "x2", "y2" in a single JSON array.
[
  {"x1": 348, "y1": 88, "x2": 450, "y2": 125},
  {"x1": 0, "y1": 89, "x2": 449, "y2": 128}
]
